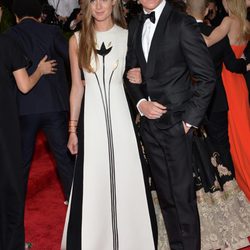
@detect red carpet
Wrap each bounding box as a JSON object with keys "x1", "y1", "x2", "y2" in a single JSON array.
[
  {"x1": 25, "y1": 132, "x2": 67, "y2": 250},
  {"x1": 25, "y1": 132, "x2": 250, "y2": 250}
]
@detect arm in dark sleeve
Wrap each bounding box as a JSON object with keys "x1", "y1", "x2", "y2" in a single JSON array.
[
  {"x1": 181, "y1": 16, "x2": 216, "y2": 127},
  {"x1": 244, "y1": 41, "x2": 250, "y2": 64},
  {"x1": 124, "y1": 18, "x2": 147, "y2": 106},
  {"x1": 223, "y1": 36, "x2": 246, "y2": 74}
]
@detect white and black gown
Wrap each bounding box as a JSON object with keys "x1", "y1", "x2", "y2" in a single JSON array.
[{"x1": 61, "y1": 25, "x2": 155, "y2": 250}]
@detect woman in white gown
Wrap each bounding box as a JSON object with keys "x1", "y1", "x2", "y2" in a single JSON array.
[{"x1": 61, "y1": 0, "x2": 155, "y2": 249}]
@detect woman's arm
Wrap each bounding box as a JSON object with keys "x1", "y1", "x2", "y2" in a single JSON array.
[
  {"x1": 13, "y1": 55, "x2": 56, "y2": 93},
  {"x1": 203, "y1": 16, "x2": 232, "y2": 47},
  {"x1": 67, "y1": 35, "x2": 85, "y2": 155}
]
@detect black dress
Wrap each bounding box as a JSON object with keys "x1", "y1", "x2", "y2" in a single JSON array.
[{"x1": 0, "y1": 34, "x2": 27, "y2": 250}]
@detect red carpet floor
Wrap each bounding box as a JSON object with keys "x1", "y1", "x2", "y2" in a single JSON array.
[
  {"x1": 25, "y1": 132, "x2": 67, "y2": 250},
  {"x1": 25, "y1": 132, "x2": 250, "y2": 250}
]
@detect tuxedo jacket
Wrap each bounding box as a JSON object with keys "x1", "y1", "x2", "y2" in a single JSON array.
[
  {"x1": 125, "y1": 1, "x2": 216, "y2": 129},
  {"x1": 7, "y1": 19, "x2": 69, "y2": 115},
  {"x1": 198, "y1": 22, "x2": 247, "y2": 114}
]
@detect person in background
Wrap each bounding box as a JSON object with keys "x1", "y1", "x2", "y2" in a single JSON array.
[
  {"x1": 63, "y1": 0, "x2": 82, "y2": 32},
  {"x1": 244, "y1": 0, "x2": 250, "y2": 102},
  {"x1": 0, "y1": 4, "x2": 2, "y2": 22},
  {"x1": 123, "y1": 0, "x2": 142, "y2": 23},
  {"x1": 204, "y1": 0, "x2": 218, "y2": 25},
  {"x1": 8, "y1": 0, "x2": 74, "y2": 203},
  {"x1": 186, "y1": 0, "x2": 250, "y2": 248},
  {"x1": 48, "y1": 0, "x2": 79, "y2": 21},
  {"x1": 0, "y1": 20, "x2": 55, "y2": 249},
  {"x1": 203, "y1": 0, "x2": 250, "y2": 201}
]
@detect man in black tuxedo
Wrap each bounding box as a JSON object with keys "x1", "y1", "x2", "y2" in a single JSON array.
[
  {"x1": 125, "y1": 0, "x2": 216, "y2": 249},
  {"x1": 187, "y1": 0, "x2": 249, "y2": 177},
  {"x1": 8, "y1": 0, "x2": 73, "y2": 201}
]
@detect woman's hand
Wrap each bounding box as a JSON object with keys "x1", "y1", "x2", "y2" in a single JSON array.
[
  {"x1": 37, "y1": 55, "x2": 57, "y2": 75},
  {"x1": 67, "y1": 133, "x2": 78, "y2": 155},
  {"x1": 127, "y1": 67, "x2": 142, "y2": 84}
]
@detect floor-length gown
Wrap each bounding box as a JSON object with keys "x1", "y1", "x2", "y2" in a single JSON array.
[
  {"x1": 61, "y1": 25, "x2": 155, "y2": 250},
  {"x1": 221, "y1": 44, "x2": 250, "y2": 201}
]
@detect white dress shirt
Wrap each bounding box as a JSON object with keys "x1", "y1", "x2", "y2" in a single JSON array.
[
  {"x1": 136, "y1": 0, "x2": 166, "y2": 112},
  {"x1": 141, "y1": 0, "x2": 166, "y2": 61}
]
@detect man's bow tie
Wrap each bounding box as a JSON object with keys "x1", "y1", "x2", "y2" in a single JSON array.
[{"x1": 142, "y1": 11, "x2": 155, "y2": 24}]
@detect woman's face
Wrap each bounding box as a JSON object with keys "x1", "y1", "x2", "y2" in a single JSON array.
[
  {"x1": 246, "y1": 0, "x2": 250, "y2": 7},
  {"x1": 90, "y1": 0, "x2": 115, "y2": 23}
]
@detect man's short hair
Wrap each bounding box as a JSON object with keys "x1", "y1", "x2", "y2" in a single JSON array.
[
  {"x1": 187, "y1": 0, "x2": 209, "y2": 14},
  {"x1": 12, "y1": 0, "x2": 42, "y2": 19}
]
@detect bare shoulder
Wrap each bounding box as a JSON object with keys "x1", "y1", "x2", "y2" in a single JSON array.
[{"x1": 69, "y1": 33, "x2": 79, "y2": 48}]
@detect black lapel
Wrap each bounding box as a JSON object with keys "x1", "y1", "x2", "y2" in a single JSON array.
[
  {"x1": 146, "y1": 1, "x2": 172, "y2": 78},
  {"x1": 135, "y1": 13, "x2": 147, "y2": 73}
]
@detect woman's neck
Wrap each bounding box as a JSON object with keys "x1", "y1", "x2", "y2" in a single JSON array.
[{"x1": 94, "y1": 18, "x2": 114, "y2": 32}]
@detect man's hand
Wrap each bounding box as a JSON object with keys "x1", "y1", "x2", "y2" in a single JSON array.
[
  {"x1": 138, "y1": 100, "x2": 167, "y2": 119},
  {"x1": 75, "y1": 11, "x2": 83, "y2": 23}
]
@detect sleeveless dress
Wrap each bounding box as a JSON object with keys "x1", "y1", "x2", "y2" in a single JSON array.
[
  {"x1": 221, "y1": 44, "x2": 250, "y2": 201},
  {"x1": 61, "y1": 25, "x2": 155, "y2": 250}
]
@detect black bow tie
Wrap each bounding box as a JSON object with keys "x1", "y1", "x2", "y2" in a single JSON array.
[{"x1": 142, "y1": 11, "x2": 155, "y2": 24}]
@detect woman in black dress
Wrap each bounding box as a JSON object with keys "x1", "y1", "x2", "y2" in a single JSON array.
[{"x1": 0, "y1": 32, "x2": 56, "y2": 250}]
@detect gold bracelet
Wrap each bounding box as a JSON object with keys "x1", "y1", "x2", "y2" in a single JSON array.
[{"x1": 69, "y1": 131, "x2": 77, "y2": 134}]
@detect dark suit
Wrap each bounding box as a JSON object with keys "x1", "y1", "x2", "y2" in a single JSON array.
[
  {"x1": 198, "y1": 22, "x2": 246, "y2": 177},
  {"x1": 7, "y1": 19, "x2": 73, "y2": 200},
  {"x1": 125, "y1": 2, "x2": 216, "y2": 249}
]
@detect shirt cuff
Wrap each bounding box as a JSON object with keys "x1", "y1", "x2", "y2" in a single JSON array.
[
  {"x1": 185, "y1": 122, "x2": 198, "y2": 129},
  {"x1": 136, "y1": 98, "x2": 147, "y2": 116},
  {"x1": 70, "y1": 20, "x2": 77, "y2": 30}
]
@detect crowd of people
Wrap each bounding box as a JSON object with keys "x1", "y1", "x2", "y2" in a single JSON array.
[{"x1": 0, "y1": 0, "x2": 250, "y2": 250}]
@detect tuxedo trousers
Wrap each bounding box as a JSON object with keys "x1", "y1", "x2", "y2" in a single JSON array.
[
  {"x1": 19, "y1": 111, "x2": 74, "y2": 200},
  {"x1": 140, "y1": 118, "x2": 200, "y2": 250}
]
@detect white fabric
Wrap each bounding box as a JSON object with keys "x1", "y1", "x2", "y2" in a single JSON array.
[{"x1": 48, "y1": 0, "x2": 79, "y2": 17}]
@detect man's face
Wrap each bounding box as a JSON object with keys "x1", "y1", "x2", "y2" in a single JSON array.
[{"x1": 139, "y1": 0, "x2": 163, "y2": 12}]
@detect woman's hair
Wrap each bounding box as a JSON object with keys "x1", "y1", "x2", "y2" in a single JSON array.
[
  {"x1": 78, "y1": 0, "x2": 127, "y2": 72},
  {"x1": 226, "y1": 0, "x2": 249, "y2": 41}
]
